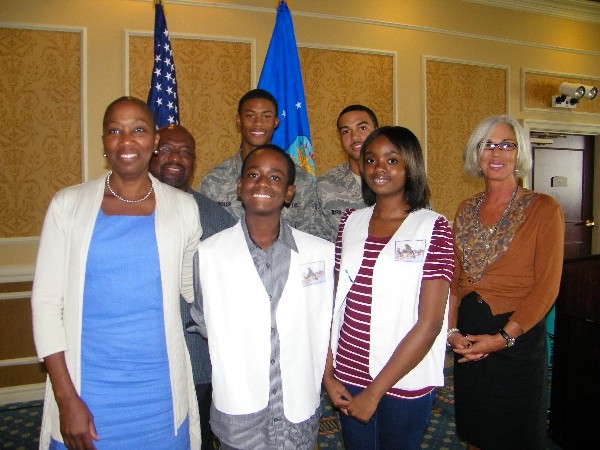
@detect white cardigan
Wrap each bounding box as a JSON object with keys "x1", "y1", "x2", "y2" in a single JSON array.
[{"x1": 31, "y1": 173, "x2": 202, "y2": 449}]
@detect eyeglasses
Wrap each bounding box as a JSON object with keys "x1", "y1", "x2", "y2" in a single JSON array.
[
  {"x1": 156, "y1": 146, "x2": 195, "y2": 159},
  {"x1": 479, "y1": 141, "x2": 517, "y2": 152}
]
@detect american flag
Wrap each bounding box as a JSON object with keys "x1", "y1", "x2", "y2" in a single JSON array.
[{"x1": 147, "y1": 0, "x2": 179, "y2": 128}]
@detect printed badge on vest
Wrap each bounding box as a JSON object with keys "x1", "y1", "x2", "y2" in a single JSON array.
[
  {"x1": 301, "y1": 261, "x2": 326, "y2": 286},
  {"x1": 395, "y1": 239, "x2": 426, "y2": 262}
]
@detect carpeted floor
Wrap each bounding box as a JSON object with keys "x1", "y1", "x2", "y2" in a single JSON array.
[
  {"x1": 0, "y1": 363, "x2": 562, "y2": 449},
  {"x1": 0, "y1": 399, "x2": 42, "y2": 448},
  {"x1": 0, "y1": 396, "x2": 459, "y2": 450},
  {"x1": 0, "y1": 369, "x2": 461, "y2": 449}
]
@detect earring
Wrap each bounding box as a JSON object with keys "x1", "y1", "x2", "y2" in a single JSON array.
[
  {"x1": 153, "y1": 149, "x2": 159, "y2": 155},
  {"x1": 103, "y1": 153, "x2": 107, "y2": 157}
]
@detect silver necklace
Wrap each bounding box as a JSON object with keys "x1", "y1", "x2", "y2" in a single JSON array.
[{"x1": 106, "y1": 171, "x2": 154, "y2": 203}]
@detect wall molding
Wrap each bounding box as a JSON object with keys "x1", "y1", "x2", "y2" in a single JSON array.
[
  {"x1": 0, "y1": 23, "x2": 88, "y2": 183},
  {"x1": 299, "y1": 43, "x2": 398, "y2": 127},
  {"x1": 0, "y1": 236, "x2": 40, "y2": 244},
  {"x1": 0, "y1": 23, "x2": 88, "y2": 243},
  {"x1": 522, "y1": 67, "x2": 600, "y2": 83},
  {"x1": 129, "y1": 0, "x2": 600, "y2": 56},
  {"x1": 0, "y1": 21, "x2": 85, "y2": 33},
  {"x1": 0, "y1": 291, "x2": 32, "y2": 302},
  {"x1": 0, "y1": 357, "x2": 39, "y2": 368},
  {"x1": 464, "y1": 0, "x2": 600, "y2": 24},
  {"x1": 422, "y1": 56, "x2": 511, "y2": 163},
  {"x1": 0, "y1": 383, "x2": 45, "y2": 406},
  {"x1": 0, "y1": 265, "x2": 35, "y2": 283},
  {"x1": 523, "y1": 119, "x2": 600, "y2": 136}
]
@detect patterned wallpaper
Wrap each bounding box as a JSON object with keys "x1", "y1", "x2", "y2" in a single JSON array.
[
  {"x1": 5, "y1": 30, "x2": 572, "y2": 238},
  {"x1": 426, "y1": 59, "x2": 507, "y2": 220},
  {"x1": 0, "y1": 28, "x2": 82, "y2": 238},
  {"x1": 524, "y1": 71, "x2": 600, "y2": 113},
  {"x1": 130, "y1": 40, "x2": 395, "y2": 186},
  {"x1": 299, "y1": 47, "x2": 394, "y2": 175},
  {"x1": 129, "y1": 36, "x2": 252, "y2": 189}
]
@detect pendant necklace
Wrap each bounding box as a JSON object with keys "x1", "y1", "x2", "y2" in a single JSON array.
[{"x1": 106, "y1": 171, "x2": 154, "y2": 203}]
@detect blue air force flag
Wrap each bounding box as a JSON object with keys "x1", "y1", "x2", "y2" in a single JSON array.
[
  {"x1": 258, "y1": 1, "x2": 315, "y2": 177},
  {"x1": 147, "y1": 0, "x2": 179, "y2": 128}
]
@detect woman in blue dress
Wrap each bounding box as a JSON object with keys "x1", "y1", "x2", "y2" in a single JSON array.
[{"x1": 31, "y1": 97, "x2": 202, "y2": 449}]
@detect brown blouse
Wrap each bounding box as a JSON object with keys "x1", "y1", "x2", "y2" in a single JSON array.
[{"x1": 451, "y1": 189, "x2": 564, "y2": 332}]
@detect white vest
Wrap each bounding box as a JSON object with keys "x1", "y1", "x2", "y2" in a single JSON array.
[
  {"x1": 332, "y1": 207, "x2": 448, "y2": 390},
  {"x1": 198, "y1": 222, "x2": 334, "y2": 423}
]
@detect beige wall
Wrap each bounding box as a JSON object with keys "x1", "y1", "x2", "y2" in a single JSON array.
[
  {"x1": 1, "y1": 0, "x2": 599, "y2": 254},
  {"x1": 1, "y1": 0, "x2": 599, "y2": 397}
]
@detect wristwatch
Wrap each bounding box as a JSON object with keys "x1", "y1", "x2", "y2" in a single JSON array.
[{"x1": 498, "y1": 329, "x2": 516, "y2": 347}]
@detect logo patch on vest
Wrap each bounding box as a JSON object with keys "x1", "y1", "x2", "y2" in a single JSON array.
[
  {"x1": 300, "y1": 261, "x2": 326, "y2": 286},
  {"x1": 395, "y1": 239, "x2": 426, "y2": 262}
]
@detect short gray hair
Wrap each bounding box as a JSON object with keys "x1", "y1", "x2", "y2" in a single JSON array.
[{"x1": 463, "y1": 115, "x2": 532, "y2": 178}]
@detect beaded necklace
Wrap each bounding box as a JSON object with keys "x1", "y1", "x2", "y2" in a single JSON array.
[{"x1": 106, "y1": 171, "x2": 154, "y2": 204}]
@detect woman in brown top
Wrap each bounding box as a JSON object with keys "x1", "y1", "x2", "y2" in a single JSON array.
[{"x1": 447, "y1": 115, "x2": 564, "y2": 450}]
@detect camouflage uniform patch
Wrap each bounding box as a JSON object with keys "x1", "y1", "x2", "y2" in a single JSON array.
[{"x1": 317, "y1": 163, "x2": 366, "y2": 239}]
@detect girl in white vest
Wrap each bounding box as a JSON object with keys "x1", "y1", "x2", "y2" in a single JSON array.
[{"x1": 323, "y1": 126, "x2": 454, "y2": 450}]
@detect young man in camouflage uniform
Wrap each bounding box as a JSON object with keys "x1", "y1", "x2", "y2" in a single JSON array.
[
  {"x1": 317, "y1": 105, "x2": 378, "y2": 239},
  {"x1": 198, "y1": 89, "x2": 330, "y2": 240}
]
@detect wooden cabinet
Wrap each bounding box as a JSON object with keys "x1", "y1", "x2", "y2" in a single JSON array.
[{"x1": 549, "y1": 255, "x2": 600, "y2": 449}]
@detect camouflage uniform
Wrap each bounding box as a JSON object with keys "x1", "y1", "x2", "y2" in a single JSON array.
[
  {"x1": 317, "y1": 162, "x2": 366, "y2": 240},
  {"x1": 198, "y1": 152, "x2": 331, "y2": 240}
]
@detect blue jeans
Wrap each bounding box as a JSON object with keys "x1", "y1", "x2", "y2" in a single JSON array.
[{"x1": 338, "y1": 384, "x2": 435, "y2": 450}]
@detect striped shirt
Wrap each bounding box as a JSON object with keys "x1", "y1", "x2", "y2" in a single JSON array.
[{"x1": 334, "y1": 209, "x2": 453, "y2": 398}]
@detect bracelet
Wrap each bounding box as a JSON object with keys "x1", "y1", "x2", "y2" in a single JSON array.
[
  {"x1": 498, "y1": 328, "x2": 516, "y2": 347},
  {"x1": 446, "y1": 328, "x2": 460, "y2": 340},
  {"x1": 446, "y1": 328, "x2": 461, "y2": 347}
]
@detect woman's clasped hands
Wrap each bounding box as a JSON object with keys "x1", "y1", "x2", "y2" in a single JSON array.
[{"x1": 448, "y1": 332, "x2": 507, "y2": 363}]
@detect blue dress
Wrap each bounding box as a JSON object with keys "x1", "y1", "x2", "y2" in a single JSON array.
[{"x1": 51, "y1": 210, "x2": 189, "y2": 449}]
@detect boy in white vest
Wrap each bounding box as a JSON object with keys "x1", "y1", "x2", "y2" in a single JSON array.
[{"x1": 190, "y1": 144, "x2": 335, "y2": 449}]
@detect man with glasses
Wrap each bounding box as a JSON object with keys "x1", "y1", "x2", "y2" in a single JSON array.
[{"x1": 150, "y1": 124, "x2": 236, "y2": 450}]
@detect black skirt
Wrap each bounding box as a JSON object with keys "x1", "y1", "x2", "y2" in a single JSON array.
[{"x1": 454, "y1": 292, "x2": 548, "y2": 450}]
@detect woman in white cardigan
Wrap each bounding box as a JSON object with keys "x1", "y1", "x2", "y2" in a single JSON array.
[{"x1": 31, "y1": 97, "x2": 201, "y2": 450}]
